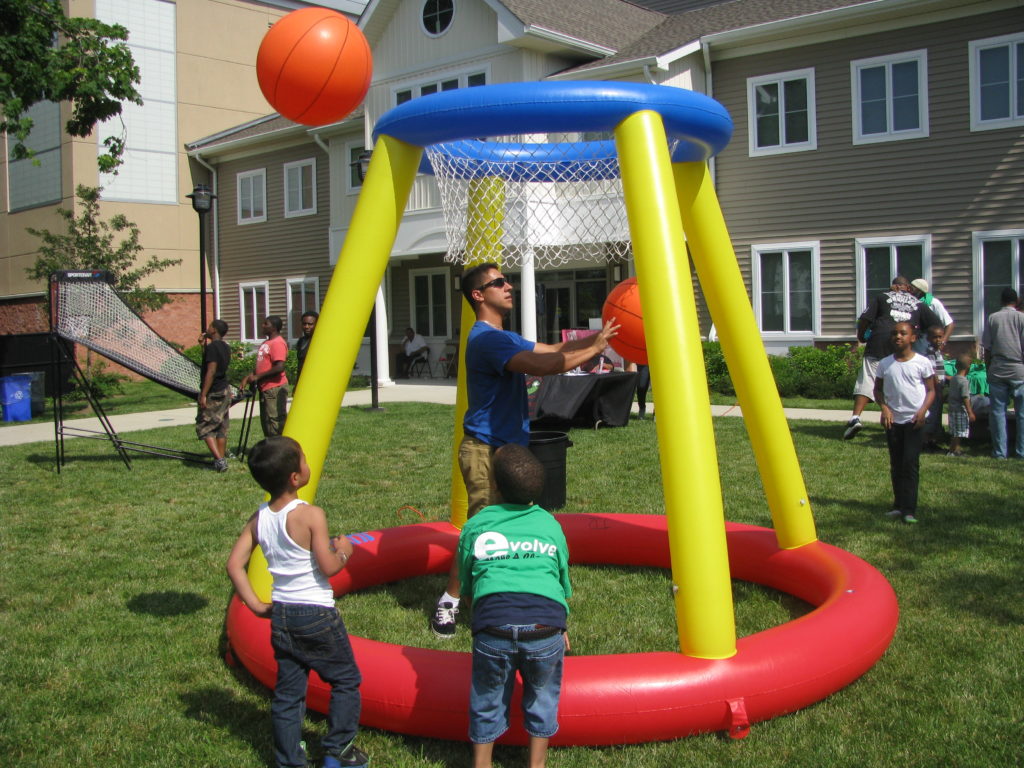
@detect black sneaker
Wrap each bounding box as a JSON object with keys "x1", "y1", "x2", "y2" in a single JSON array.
[
  {"x1": 323, "y1": 744, "x2": 369, "y2": 768},
  {"x1": 842, "y1": 417, "x2": 863, "y2": 440},
  {"x1": 430, "y1": 601, "x2": 458, "y2": 638},
  {"x1": 213, "y1": 458, "x2": 229, "y2": 473}
]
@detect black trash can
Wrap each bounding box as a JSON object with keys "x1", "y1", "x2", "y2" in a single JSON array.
[{"x1": 528, "y1": 430, "x2": 573, "y2": 511}]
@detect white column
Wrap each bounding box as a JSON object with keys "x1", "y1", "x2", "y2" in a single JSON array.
[
  {"x1": 520, "y1": 248, "x2": 538, "y2": 342},
  {"x1": 375, "y1": 283, "x2": 394, "y2": 386}
]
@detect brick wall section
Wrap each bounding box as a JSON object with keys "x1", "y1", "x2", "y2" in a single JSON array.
[{"x1": 0, "y1": 293, "x2": 211, "y2": 382}]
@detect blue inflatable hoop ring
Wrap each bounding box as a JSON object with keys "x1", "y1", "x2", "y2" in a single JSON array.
[{"x1": 372, "y1": 81, "x2": 734, "y2": 168}]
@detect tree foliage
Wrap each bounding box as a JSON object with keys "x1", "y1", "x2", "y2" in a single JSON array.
[
  {"x1": 25, "y1": 185, "x2": 181, "y2": 315},
  {"x1": 0, "y1": 0, "x2": 141, "y2": 173}
]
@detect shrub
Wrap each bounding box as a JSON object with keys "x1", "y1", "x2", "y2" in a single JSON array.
[
  {"x1": 66, "y1": 360, "x2": 129, "y2": 402},
  {"x1": 701, "y1": 341, "x2": 861, "y2": 400}
]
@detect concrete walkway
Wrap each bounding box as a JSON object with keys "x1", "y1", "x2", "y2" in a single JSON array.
[{"x1": 0, "y1": 379, "x2": 874, "y2": 447}]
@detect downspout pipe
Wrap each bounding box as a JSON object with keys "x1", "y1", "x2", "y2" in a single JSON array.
[{"x1": 192, "y1": 152, "x2": 221, "y2": 318}]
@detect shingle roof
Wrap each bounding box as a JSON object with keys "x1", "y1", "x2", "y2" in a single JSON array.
[
  {"x1": 566, "y1": 0, "x2": 874, "y2": 71},
  {"x1": 498, "y1": 0, "x2": 665, "y2": 52}
]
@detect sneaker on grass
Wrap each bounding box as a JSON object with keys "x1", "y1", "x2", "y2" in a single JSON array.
[
  {"x1": 842, "y1": 417, "x2": 863, "y2": 440},
  {"x1": 430, "y1": 601, "x2": 458, "y2": 638},
  {"x1": 885, "y1": 509, "x2": 902, "y2": 517},
  {"x1": 902, "y1": 513, "x2": 919, "y2": 524},
  {"x1": 213, "y1": 457, "x2": 229, "y2": 473},
  {"x1": 324, "y1": 743, "x2": 369, "y2": 768}
]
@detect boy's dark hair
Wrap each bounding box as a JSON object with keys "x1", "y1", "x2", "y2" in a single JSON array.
[
  {"x1": 265, "y1": 315, "x2": 283, "y2": 332},
  {"x1": 493, "y1": 443, "x2": 545, "y2": 506},
  {"x1": 1000, "y1": 287, "x2": 1019, "y2": 306},
  {"x1": 301, "y1": 311, "x2": 319, "y2": 321},
  {"x1": 247, "y1": 436, "x2": 302, "y2": 497},
  {"x1": 461, "y1": 262, "x2": 500, "y2": 309},
  {"x1": 211, "y1": 319, "x2": 228, "y2": 337},
  {"x1": 926, "y1": 324, "x2": 943, "y2": 336},
  {"x1": 955, "y1": 354, "x2": 973, "y2": 373}
]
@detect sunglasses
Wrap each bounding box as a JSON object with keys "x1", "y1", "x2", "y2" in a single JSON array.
[{"x1": 478, "y1": 276, "x2": 512, "y2": 291}]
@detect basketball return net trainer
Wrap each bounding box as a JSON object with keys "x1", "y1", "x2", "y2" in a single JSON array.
[{"x1": 227, "y1": 82, "x2": 898, "y2": 744}]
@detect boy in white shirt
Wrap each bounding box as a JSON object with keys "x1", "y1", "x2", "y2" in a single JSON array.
[{"x1": 873, "y1": 322, "x2": 937, "y2": 524}]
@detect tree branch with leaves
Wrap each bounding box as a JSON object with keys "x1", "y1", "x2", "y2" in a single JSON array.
[{"x1": 0, "y1": 0, "x2": 142, "y2": 173}]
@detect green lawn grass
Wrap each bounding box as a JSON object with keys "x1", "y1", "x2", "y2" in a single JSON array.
[{"x1": 1, "y1": 403, "x2": 1019, "y2": 767}]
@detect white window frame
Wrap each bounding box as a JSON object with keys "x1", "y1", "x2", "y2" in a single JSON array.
[
  {"x1": 750, "y1": 242, "x2": 821, "y2": 339},
  {"x1": 972, "y1": 229, "x2": 1024, "y2": 333},
  {"x1": 286, "y1": 277, "x2": 321, "y2": 343},
  {"x1": 851, "y1": 50, "x2": 929, "y2": 144},
  {"x1": 969, "y1": 32, "x2": 1024, "y2": 132},
  {"x1": 747, "y1": 68, "x2": 817, "y2": 156},
  {"x1": 854, "y1": 235, "x2": 932, "y2": 315},
  {"x1": 283, "y1": 158, "x2": 316, "y2": 218},
  {"x1": 346, "y1": 141, "x2": 366, "y2": 195},
  {"x1": 239, "y1": 281, "x2": 270, "y2": 342},
  {"x1": 237, "y1": 169, "x2": 267, "y2": 224},
  {"x1": 393, "y1": 68, "x2": 488, "y2": 106},
  {"x1": 408, "y1": 267, "x2": 452, "y2": 339}
]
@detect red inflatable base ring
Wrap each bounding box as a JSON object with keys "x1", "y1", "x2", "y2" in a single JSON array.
[{"x1": 226, "y1": 514, "x2": 898, "y2": 745}]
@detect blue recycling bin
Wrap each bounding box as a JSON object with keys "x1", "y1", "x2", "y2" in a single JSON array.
[{"x1": 1, "y1": 374, "x2": 33, "y2": 422}]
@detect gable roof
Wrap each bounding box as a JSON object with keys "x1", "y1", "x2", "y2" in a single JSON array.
[
  {"x1": 563, "y1": 0, "x2": 876, "y2": 72},
  {"x1": 495, "y1": 0, "x2": 666, "y2": 52}
]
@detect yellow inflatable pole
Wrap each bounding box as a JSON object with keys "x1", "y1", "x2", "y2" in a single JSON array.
[
  {"x1": 672, "y1": 162, "x2": 817, "y2": 550},
  {"x1": 246, "y1": 135, "x2": 423, "y2": 602},
  {"x1": 448, "y1": 176, "x2": 505, "y2": 528},
  {"x1": 615, "y1": 111, "x2": 736, "y2": 659}
]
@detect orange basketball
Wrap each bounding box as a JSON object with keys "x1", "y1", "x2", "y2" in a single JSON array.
[
  {"x1": 602, "y1": 277, "x2": 647, "y2": 365},
  {"x1": 257, "y1": 8, "x2": 372, "y2": 127}
]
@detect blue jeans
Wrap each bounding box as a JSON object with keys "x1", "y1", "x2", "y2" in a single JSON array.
[
  {"x1": 270, "y1": 603, "x2": 361, "y2": 768},
  {"x1": 469, "y1": 626, "x2": 565, "y2": 744},
  {"x1": 988, "y1": 377, "x2": 1024, "y2": 458}
]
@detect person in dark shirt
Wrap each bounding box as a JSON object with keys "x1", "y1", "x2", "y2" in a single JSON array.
[
  {"x1": 196, "y1": 319, "x2": 232, "y2": 472},
  {"x1": 295, "y1": 311, "x2": 318, "y2": 379}
]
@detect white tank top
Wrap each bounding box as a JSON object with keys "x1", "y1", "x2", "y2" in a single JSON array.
[{"x1": 257, "y1": 498, "x2": 335, "y2": 607}]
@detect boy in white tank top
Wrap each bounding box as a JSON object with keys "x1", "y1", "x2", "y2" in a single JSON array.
[{"x1": 227, "y1": 436, "x2": 369, "y2": 768}]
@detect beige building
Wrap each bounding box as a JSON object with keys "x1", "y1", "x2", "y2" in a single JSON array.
[{"x1": 0, "y1": 0, "x2": 367, "y2": 346}]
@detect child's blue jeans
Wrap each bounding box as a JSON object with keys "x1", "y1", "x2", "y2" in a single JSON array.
[
  {"x1": 270, "y1": 603, "x2": 361, "y2": 768},
  {"x1": 469, "y1": 625, "x2": 565, "y2": 744}
]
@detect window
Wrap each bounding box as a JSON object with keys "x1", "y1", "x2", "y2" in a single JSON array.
[
  {"x1": 237, "y1": 169, "x2": 266, "y2": 224},
  {"x1": 973, "y1": 231, "x2": 1024, "y2": 329},
  {"x1": 747, "y1": 69, "x2": 816, "y2": 156},
  {"x1": 422, "y1": 0, "x2": 454, "y2": 36},
  {"x1": 347, "y1": 143, "x2": 366, "y2": 193},
  {"x1": 751, "y1": 243, "x2": 819, "y2": 336},
  {"x1": 239, "y1": 282, "x2": 269, "y2": 342},
  {"x1": 852, "y1": 50, "x2": 928, "y2": 143},
  {"x1": 96, "y1": 0, "x2": 177, "y2": 204},
  {"x1": 410, "y1": 268, "x2": 451, "y2": 338},
  {"x1": 7, "y1": 100, "x2": 61, "y2": 212},
  {"x1": 969, "y1": 33, "x2": 1024, "y2": 131},
  {"x1": 284, "y1": 159, "x2": 316, "y2": 217},
  {"x1": 855, "y1": 236, "x2": 930, "y2": 313},
  {"x1": 287, "y1": 277, "x2": 320, "y2": 342},
  {"x1": 395, "y1": 71, "x2": 486, "y2": 105}
]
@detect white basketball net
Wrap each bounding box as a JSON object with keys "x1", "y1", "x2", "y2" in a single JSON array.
[
  {"x1": 53, "y1": 274, "x2": 204, "y2": 398},
  {"x1": 426, "y1": 138, "x2": 636, "y2": 270}
]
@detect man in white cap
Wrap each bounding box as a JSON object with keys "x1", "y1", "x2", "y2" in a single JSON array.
[{"x1": 909, "y1": 278, "x2": 954, "y2": 353}]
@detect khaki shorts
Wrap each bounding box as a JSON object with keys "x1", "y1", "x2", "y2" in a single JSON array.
[
  {"x1": 853, "y1": 355, "x2": 881, "y2": 399},
  {"x1": 195, "y1": 389, "x2": 231, "y2": 439},
  {"x1": 458, "y1": 435, "x2": 497, "y2": 518}
]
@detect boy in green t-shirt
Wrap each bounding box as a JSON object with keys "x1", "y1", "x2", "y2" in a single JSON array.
[{"x1": 457, "y1": 443, "x2": 571, "y2": 768}]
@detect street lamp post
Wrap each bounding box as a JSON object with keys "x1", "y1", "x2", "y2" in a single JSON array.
[
  {"x1": 187, "y1": 184, "x2": 216, "y2": 334},
  {"x1": 350, "y1": 150, "x2": 383, "y2": 411}
]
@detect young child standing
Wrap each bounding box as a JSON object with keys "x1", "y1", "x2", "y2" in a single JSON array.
[
  {"x1": 873, "y1": 322, "x2": 937, "y2": 524},
  {"x1": 457, "y1": 443, "x2": 572, "y2": 768},
  {"x1": 227, "y1": 436, "x2": 368, "y2": 768},
  {"x1": 946, "y1": 354, "x2": 976, "y2": 456},
  {"x1": 922, "y1": 324, "x2": 948, "y2": 452}
]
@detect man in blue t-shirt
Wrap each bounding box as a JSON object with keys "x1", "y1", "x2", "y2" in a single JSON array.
[{"x1": 431, "y1": 262, "x2": 618, "y2": 638}]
